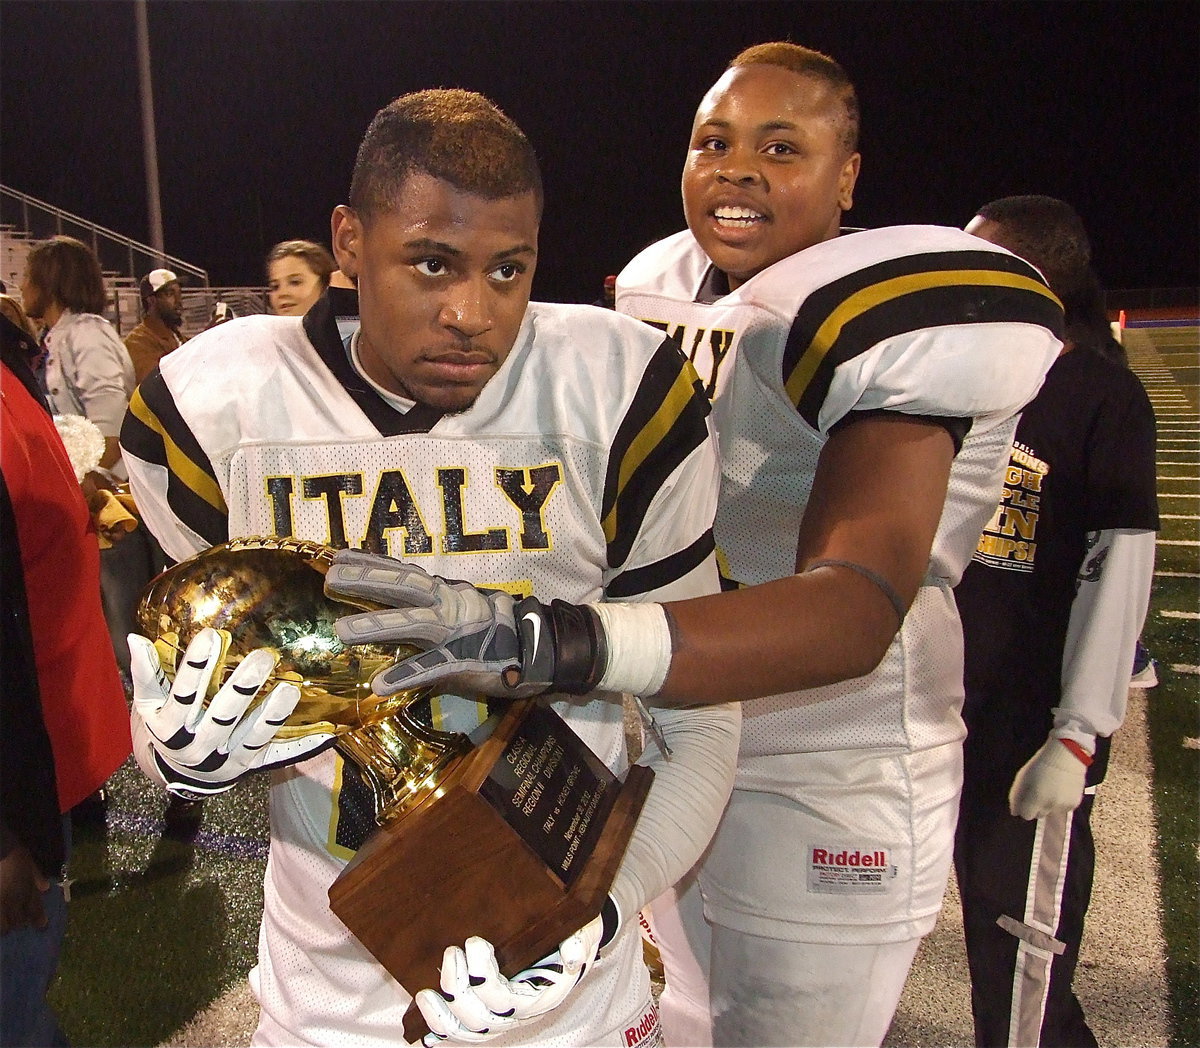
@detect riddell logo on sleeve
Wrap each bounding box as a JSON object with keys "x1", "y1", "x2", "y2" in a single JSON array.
[
  {"x1": 623, "y1": 1003, "x2": 663, "y2": 1047},
  {"x1": 807, "y1": 845, "x2": 898, "y2": 894}
]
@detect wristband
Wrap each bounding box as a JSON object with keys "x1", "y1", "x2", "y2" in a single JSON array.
[
  {"x1": 806, "y1": 558, "x2": 907, "y2": 623},
  {"x1": 544, "y1": 600, "x2": 608, "y2": 695},
  {"x1": 592, "y1": 602, "x2": 673, "y2": 697},
  {"x1": 1058, "y1": 738, "x2": 1094, "y2": 766}
]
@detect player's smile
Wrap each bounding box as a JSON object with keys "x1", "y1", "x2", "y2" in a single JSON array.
[
  {"x1": 713, "y1": 205, "x2": 767, "y2": 229},
  {"x1": 706, "y1": 202, "x2": 770, "y2": 246}
]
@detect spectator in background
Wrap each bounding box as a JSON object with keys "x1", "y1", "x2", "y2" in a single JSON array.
[
  {"x1": 0, "y1": 294, "x2": 38, "y2": 341},
  {"x1": 19, "y1": 236, "x2": 133, "y2": 492},
  {"x1": 593, "y1": 273, "x2": 617, "y2": 308},
  {"x1": 124, "y1": 269, "x2": 185, "y2": 383},
  {"x1": 1, "y1": 311, "x2": 132, "y2": 1048},
  {"x1": 265, "y1": 239, "x2": 335, "y2": 316},
  {"x1": 954, "y1": 195, "x2": 1159, "y2": 1048},
  {"x1": 18, "y1": 237, "x2": 164, "y2": 831}
]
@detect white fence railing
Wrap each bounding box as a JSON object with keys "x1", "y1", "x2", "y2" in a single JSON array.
[
  {"x1": 0, "y1": 183, "x2": 209, "y2": 289},
  {"x1": 0, "y1": 184, "x2": 274, "y2": 338}
]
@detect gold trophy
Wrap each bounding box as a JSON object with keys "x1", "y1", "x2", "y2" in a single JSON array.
[
  {"x1": 135, "y1": 535, "x2": 652, "y2": 1040},
  {"x1": 134, "y1": 535, "x2": 473, "y2": 822}
]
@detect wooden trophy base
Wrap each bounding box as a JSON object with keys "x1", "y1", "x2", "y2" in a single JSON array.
[{"x1": 327, "y1": 698, "x2": 653, "y2": 1042}]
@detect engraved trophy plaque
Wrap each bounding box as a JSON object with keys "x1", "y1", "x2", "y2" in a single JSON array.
[{"x1": 328, "y1": 697, "x2": 652, "y2": 1041}]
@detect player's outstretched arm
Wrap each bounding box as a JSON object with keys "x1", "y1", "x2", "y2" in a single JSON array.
[
  {"x1": 328, "y1": 415, "x2": 955, "y2": 705},
  {"x1": 129, "y1": 627, "x2": 336, "y2": 799},
  {"x1": 656, "y1": 413, "x2": 955, "y2": 702}
]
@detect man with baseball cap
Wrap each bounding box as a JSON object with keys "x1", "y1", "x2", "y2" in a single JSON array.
[{"x1": 125, "y1": 268, "x2": 184, "y2": 384}]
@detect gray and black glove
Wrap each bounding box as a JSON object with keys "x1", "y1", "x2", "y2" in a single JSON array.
[{"x1": 326, "y1": 549, "x2": 608, "y2": 698}]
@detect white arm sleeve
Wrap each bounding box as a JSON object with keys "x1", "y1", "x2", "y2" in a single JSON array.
[
  {"x1": 122, "y1": 449, "x2": 212, "y2": 564},
  {"x1": 607, "y1": 699, "x2": 740, "y2": 931},
  {"x1": 599, "y1": 544, "x2": 737, "y2": 930},
  {"x1": 1054, "y1": 528, "x2": 1155, "y2": 744}
]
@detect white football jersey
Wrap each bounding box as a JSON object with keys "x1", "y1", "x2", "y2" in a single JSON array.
[
  {"x1": 619, "y1": 227, "x2": 1062, "y2": 940},
  {"x1": 122, "y1": 293, "x2": 720, "y2": 1046},
  {"x1": 619, "y1": 225, "x2": 1061, "y2": 762}
]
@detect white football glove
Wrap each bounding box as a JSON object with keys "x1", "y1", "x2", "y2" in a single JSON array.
[
  {"x1": 415, "y1": 910, "x2": 610, "y2": 1046},
  {"x1": 129, "y1": 627, "x2": 335, "y2": 800},
  {"x1": 1008, "y1": 734, "x2": 1092, "y2": 820}
]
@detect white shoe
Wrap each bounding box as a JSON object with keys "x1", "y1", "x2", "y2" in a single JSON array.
[{"x1": 1130, "y1": 660, "x2": 1159, "y2": 688}]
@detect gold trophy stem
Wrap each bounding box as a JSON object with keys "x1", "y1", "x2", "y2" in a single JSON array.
[{"x1": 334, "y1": 703, "x2": 474, "y2": 826}]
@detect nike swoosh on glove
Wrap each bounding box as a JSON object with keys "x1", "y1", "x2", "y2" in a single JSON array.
[
  {"x1": 1008, "y1": 735, "x2": 1091, "y2": 820},
  {"x1": 415, "y1": 909, "x2": 609, "y2": 1046},
  {"x1": 325, "y1": 549, "x2": 607, "y2": 698},
  {"x1": 129, "y1": 627, "x2": 335, "y2": 800}
]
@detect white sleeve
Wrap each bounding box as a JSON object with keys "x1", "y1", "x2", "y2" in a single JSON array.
[
  {"x1": 65, "y1": 318, "x2": 135, "y2": 438},
  {"x1": 123, "y1": 448, "x2": 213, "y2": 564},
  {"x1": 600, "y1": 512, "x2": 735, "y2": 933},
  {"x1": 1054, "y1": 528, "x2": 1155, "y2": 744},
  {"x1": 607, "y1": 699, "x2": 740, "y2": 930},
  {"x1": 822, "y1": 322, "x2": 1059, "y2": 437}
]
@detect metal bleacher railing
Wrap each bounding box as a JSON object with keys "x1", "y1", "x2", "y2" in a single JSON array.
[{"x1": 0, "y1": 184, "x2": 268, "y2": 338}]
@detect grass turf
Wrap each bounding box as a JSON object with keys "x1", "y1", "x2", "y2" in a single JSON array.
[
  {"x1": 47, "y1": 767, "x2": 269, "y2": 1047},
  {"x1": 1132, "y1": 326, "x2": 1199, "y2": 1048}
]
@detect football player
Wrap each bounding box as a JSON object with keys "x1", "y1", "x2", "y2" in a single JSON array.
[
  {"x1": 326, "y1": 44, "x2": 1064, "y2": 1047},
  {"x1": 120, "y1": 89, "x2": 739, "y2": 1048}
]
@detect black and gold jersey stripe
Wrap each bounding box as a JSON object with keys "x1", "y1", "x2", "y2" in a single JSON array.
[
  {"x1": 121, "y1": 373, "x2": 229, "y2": 547},
  {"x1": 607, "y1": 529, "x2": 715, "y2": 598},
  {"x1": 782, "y1": 250, "x2": 1064, "y2": 429},
  {"x1": 601, "y1": 339, "x2": 711, "y2": 572}
]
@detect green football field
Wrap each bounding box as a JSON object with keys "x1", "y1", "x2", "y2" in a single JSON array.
[
  {"x1": 1124, "y1": 321, "x2": 1200, "y2": 1048},
  {"x1": 47, "y1": 322, "x2": 1199, "y2": 1048}
]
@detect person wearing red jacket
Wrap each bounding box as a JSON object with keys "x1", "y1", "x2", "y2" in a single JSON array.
[{"x1": 1, "y1": 311, "x2": 132, "y2": 1046}]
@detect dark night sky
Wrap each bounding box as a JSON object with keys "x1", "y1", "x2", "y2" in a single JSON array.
[{"x1": 2, "y1": 1, "x2": 1197, "y2": 302}]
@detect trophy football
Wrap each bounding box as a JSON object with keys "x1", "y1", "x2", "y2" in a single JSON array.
[{"x1": 135, "y1": 536, "x2": 652, "y2": 1040}]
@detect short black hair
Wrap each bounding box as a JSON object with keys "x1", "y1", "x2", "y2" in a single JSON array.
[
  {"x1": 976, "y1": 195, "x2": 1124, "y2": 363},
  {"x1": 729, "y1": 42, "x2": 860, "y2": 154},
  {"x1": 976, "y1": 195, "x2": 1091, "y2": 297},
  {"x1": 349, "y1": 89, "x2": 543, "y2": 224}
]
